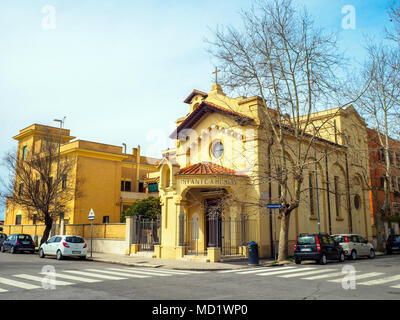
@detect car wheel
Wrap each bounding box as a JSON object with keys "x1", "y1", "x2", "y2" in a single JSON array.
[
  {"x1": 295, "y1": 259, "x2": 301, "y2": 265},
  {"x1": 351, "y1": 250, "x2": 357, "y2": 260},
  {"x1": 10, "y1": 246, "x2": 16, "y2": 254},
  {"x1": 39, "y1": 248, "x2": 45, "y2": 258},
  {"x1": 339, "y1": 252, "x2": 345, "y2": 262},
  {"x1": 368, "y1": 249, "x2": 375, "y2": 259},
  {"x1": 386, "y1": 249, "x2": 392, "y2": 255},
  {"x1": 0, "y1": 246, "x2": 5, "y2": 253},
  {"x1": 79, "y1": 256, "x2": 86, "y2": 260},
  {"x1": 56, "y1": 250, "x2": 63, "y2": 261},
  {"x1": 319, "y1": 253, "x2": 327, "y2": 265}
]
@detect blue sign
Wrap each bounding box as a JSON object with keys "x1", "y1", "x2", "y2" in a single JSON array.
[{"x1": 267, "y1": 204, "x2": 282, "y2": 209}]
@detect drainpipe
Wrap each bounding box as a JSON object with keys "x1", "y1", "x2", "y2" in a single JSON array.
[
  {"x1": 345, "y1": 152, "x2": 353, "y2": 233},
  {"x1": 122, "y1": 143, "x2": 127, "y2": 154}
]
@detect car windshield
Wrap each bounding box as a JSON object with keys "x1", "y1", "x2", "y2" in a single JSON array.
[
  {"x1": 65, "y1": 236, "x2": 84, "y2": 243},
  {"x1": 297, "y1": 236, "x2": 316, "y2": 245},
  {"x1": 17, "y1": 235, "x2": 32, "y2": 240},
  {"x1": 390, "y1": 235, "x2": 400, "y2": 242}
]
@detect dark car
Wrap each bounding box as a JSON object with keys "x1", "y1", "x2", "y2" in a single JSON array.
[
  {"x1": 1, "y1": 234, "x2": 35, "y2": 254},
  {"x1": 0, "y1": 233, "x2": 7, "y2": 249},
  {"x1": 294, "y1": 233, "x2": 345, "y2": 265},
  {"x1": 386, "y1": 235, "x2": 400, "y2": 254}
]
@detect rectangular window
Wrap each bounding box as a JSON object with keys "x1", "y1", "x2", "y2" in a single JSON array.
[
  {"x1": 381, "y1": 177, "x2": 385, "y2": 189},
  {"x1": 139, "y1": 182, "x2": 144, "y2": 193},
  {"x1": 121, "y1": 180, "x2": 132, "y2": 192},
  {"x1": 22, "y1": 146, "x2": 27, "y2": 160},
  {"x1": 103, "y1": 216, "x2": 110, "y2": 224},
  {"x1": 18, "y1": 183, "x2": 24, "y2": 196},
  {"x1": 62, "y1": 174, "x2": 67, "y2": 190},
  {"x1": 392, "y1": 176, "x2": 397, "y2": 191},
  {"x1": 148, "y1": 183, "x2": 159, "y2": 193},
  {"x1": 334, "y1": 176, "x2": 341, "y2": 217},
  {"x1": 15, "y1": 215, "x2": 22, "y2": 225},
  {"x1": 389, "y1": 151, "x2": 394, "y2": 165}
]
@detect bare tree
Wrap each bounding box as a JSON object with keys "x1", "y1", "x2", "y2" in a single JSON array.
[
  {"x1": 353, "y1": 42, "x2": 400, "y2": 250},
  {"x1": 0, "y1": 135, "x2": 81, "y2": 244},
  {"x1": 207, "y1": 0, "x2": 363, "y2": 261},
  {"x1": 387, "y1": 1, "x2": 400, "y2": 44}
]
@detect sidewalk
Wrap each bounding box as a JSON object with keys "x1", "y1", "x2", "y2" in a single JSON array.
[{"x1": 88, "y1": 252, "x2": 274, "y2": 271}]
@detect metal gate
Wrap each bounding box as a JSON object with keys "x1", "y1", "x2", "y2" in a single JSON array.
[{"x1": 134, "y1": 215, "x2": 161, "y2": 251}]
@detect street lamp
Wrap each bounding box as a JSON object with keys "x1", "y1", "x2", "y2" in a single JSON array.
[{"x1": 50, "y1": 117, "x2": 66, "y2": 236}]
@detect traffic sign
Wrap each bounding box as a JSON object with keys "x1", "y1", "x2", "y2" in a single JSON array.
[
  {"x1": 88, "y1": 208, "x2": 95, "y2": 220},
  {"x1": 267, "y1": 204, "x2": 282, "y2": 209}
]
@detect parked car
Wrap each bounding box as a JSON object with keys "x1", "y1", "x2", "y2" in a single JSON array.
[
  {"x1": 386, "y1": 235, "x2": 400, "y2": 254},
  {"x1": 333, "y1": 234, "x2": 375, "y2": 260},
  {"x1": 294, "y1": 233, "x2": 345, "y2": 265},
  {"x1": 0, "y1": 234, "x2": 35, "y2": 254},
  {"x1": 39, "y1": 235, "x2": 87, "y2": 260},
  {"x1": 0, "y1": 233, "x2": 7, "y2": 249}
]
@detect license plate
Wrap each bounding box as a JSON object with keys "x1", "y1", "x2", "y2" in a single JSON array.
[
  {"x1": 301, "y1": 248, "x2": 312, "y2": 252},
  {"x1": 22, "y1": 241, "x2": 30, "y2": 245},
  {"x1": 72, "y1": 251, "x2": 81, "y2": 254},
  {"x1": 392, "y1": 247, "x2": 399, "y2": 250}
]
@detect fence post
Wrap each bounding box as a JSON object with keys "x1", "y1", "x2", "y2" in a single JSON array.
[{"x1": 125, "y1": 216, "x2": 134, "y2": 255}]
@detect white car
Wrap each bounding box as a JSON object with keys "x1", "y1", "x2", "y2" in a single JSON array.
[
  {"x1": 333, "y1": 234, "x2": 375, "y2": 260},
  {"x1": 39, "y1": 235, "x2": 87, "y2": 260}
]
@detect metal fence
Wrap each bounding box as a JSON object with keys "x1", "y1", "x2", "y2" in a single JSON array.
[
  {"x1": 133, "y1": 215, "x2": 161, "y2": 251},
  {"x1": 179, "y1": 214, "x2": 258, "y2": 257}
]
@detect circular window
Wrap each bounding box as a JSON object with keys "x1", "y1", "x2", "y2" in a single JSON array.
[
  {"x1": 354, "y1": 194, "x2": 361, "y2": 210},
  {"x1": 211, "y1": 141, "x2": 224, "y2": 159}
]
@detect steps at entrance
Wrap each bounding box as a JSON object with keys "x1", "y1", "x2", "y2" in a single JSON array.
[
  {"x1": 220, "y1": 255, "x2": 246, "y2": 262},
  {"x1": 130, "y1": 251, "x2": 155, "y2": 258}
]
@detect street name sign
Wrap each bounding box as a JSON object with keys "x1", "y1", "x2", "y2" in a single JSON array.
[{"x1": 267, "y1": 204, "x2": 282, "y2": 209}]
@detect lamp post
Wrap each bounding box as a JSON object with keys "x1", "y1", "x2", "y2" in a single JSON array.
[{"x1": 50, "y1": 117, "x2": 66, "y2": 237}]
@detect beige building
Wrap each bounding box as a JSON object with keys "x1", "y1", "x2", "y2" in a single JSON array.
[{"x1": 156, "y1": 83, "x2": 373, "y2": 261}]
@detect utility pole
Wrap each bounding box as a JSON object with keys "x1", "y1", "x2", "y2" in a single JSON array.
[{"x1": 50, "y1": 117, "x2": 66, "y2": 237}]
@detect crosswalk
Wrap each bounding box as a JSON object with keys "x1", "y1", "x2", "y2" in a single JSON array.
[
  {"x1": 218, "y1": 266, "x2": 400, "y2": 289},
  {"x1": 0, "y1": 267, "x2": 206, "y2": 295}
]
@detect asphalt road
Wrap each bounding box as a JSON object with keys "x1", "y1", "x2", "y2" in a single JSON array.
[{"x1": 0, "y1": 251, "x2": 399, "y2": 301}]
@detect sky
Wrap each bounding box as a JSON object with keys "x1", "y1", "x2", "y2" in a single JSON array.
[{"x1": 0, "y1": 0, "x2": 394, "y2": 220}]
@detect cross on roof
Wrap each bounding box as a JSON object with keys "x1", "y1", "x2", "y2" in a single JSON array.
[{"x1": 212, "y1": 67, "x2": 221, "y2": 84}]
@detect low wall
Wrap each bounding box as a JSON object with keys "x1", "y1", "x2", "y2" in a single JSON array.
[
  {"x1": 86, "y1": 238, "x2": 127, "y2": 255},
  {"x1": 2, "y1": 223, "x2": 126, "y2": 240}
]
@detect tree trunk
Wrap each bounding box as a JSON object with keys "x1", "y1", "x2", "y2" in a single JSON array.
[
  {"x1": 374, "y1": 211, "x2": 386, "y2": 252},
  {"x1": 40, "y1": 215, "x2": 53, "y2": 245},
  {"x1": 278, "y1": 211, "x2": 291, "y2": 262}
]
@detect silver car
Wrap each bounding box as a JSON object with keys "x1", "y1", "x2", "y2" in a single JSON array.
[{"x1": 333, "y1": 234, "x2": 375, "y2": 260}]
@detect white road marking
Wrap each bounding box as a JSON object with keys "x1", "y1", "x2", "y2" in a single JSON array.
[
  {"x1": 389, "y1": 284, "x2": 400, "y2": 289},
  {"x1": 39, "y1": 272, "x2": 102, "y2": 283},
  {"x1": 257, "y1": 267, "x2": 316, "y2": 276},
  {"x1": 279, "y1": 269, "x2": 337, "y2": 278},
  {"x1": 327, "y1": 272, "x2": 385, "y2": 283},
  {"x1": 358, "y1": 275, "x2": 400, "y2": 286},
  {"x1": 84, "y1": 269, "x2": 150, "y2": 279},
  {"x1": 107, "y1": 268, "x2": 171, "y2": 277},
  {"x1": 14, "y1": 274, "x2": 73, "y2": 286},
  {"x1": 217, "y1": 269, "x2": 250, "y2": 273},
  {"x1": 64, "y1": 270, "x2": 128, "y2": 280},
  {"x1": 0, "y1": 276, "x2": 41, "y2": 290},
  {"x1": 301, "y1": 271, "x2": 359, "y2": 280},
  {"x1": 235, "y1": 267, "x2": 296, "y2": 275},
  {"x1": 0, "y1": 288, "x2": 8, "y2": 293},
  {"x1": 118, "y1": 267, "x2": 205, "y2": 275}
]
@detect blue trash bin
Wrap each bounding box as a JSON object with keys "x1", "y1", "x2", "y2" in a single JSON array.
[{"x1": 248, "y1": 241, "x2": 259, "y2": 265}]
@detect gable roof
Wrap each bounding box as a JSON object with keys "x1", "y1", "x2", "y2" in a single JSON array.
[
  {"x1": 170, "y1": 101, "x2": 253, "y2": 139},
  {"x1": 176, "y1": 162, "x2": 247, "y2": 176},
  {"x1": 183, "y1": 89, "x2": 208, "y2": 104}
]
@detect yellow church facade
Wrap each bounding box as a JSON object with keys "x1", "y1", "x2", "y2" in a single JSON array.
[{"x1": 156, "y1": 83, "x2": 373, "y2": 260}]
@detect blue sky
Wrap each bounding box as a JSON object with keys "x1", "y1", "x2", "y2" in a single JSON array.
[{"x1": 0, "y1": 0, "x2": 394, "y2": 219}]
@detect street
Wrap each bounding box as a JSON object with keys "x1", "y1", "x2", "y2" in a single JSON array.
[{"x1": 0, "y1": 252, "x2": 399, "y2": 300}]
